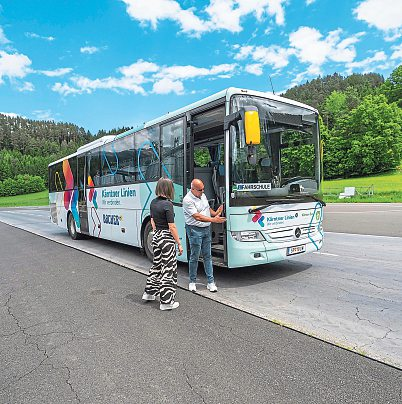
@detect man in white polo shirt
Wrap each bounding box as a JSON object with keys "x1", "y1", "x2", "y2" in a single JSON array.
[{"x1": 183, "y1": 179, "x2": 226, "y2": 293}]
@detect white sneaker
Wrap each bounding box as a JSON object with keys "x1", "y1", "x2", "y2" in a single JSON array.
[
  {"x1": 160, "y1": 301, "x2": 180, "y2": 311},
  {"x1": 189, "y1": 283, "x2": 197, "y2": 292},
  {"x1": 207, "y1": 282, "x2": 218, "y2": 292},
  {"x1": 142, "y1": 292, "x2": 156, "y2": 301}
]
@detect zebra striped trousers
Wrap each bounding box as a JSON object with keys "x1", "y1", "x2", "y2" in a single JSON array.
[{"x1": 144, "y1": 229, "x2": 177, "y2": 304}]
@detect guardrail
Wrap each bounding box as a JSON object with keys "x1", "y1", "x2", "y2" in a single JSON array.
[{"x1": 323, "y1": 185, "x2": 374, "y2": 198}]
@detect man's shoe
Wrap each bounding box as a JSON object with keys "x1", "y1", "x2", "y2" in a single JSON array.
[
  {"x1": 207, "y1": 282, "x2": 218, "y2": 292},
  {"x1": 189, "y1": 283, "x2": 197, "y2": 292},
  {"x1": 160, "y1": 301, "x2": 180, "y2": 311},
  {"x1": 142, "y1": 292, "x2": 156, "y2": 301}
]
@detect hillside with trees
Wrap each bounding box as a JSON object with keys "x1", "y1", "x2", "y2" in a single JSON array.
[
  {"x1": 0, "y1": 115, "x2": 133, "y2": 194},
  {"x1": 283, "y1": 66, "x2": 402, "y2": 178}
]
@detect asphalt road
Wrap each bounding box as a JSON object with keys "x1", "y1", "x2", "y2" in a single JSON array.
[
  {"x1": 1, "y1": 222, "x2": 401, "y2": 404},
  {"x1": 323, "y1": 203, "x2": 402, "y2": 237},
  {"x1": 0, "y1": 205, "x2": 401, "y2": 370}
]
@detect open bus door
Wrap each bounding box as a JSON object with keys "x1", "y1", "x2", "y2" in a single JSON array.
[{"x1": 187, "y1": 106, "x2": 227, "y2": 266}]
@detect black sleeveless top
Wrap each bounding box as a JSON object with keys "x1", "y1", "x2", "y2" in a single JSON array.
[{"x1": 150, "y1": 196, "x2": 174, "y2": 230}]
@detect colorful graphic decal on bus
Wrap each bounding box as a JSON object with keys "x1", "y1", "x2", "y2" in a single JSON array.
[
  {"x1": 308, "y1": 202, "x2": 324, "y2": 251},
  {"x1": 251, "y1": 210, "x2": 265, "y2": 227},
  {"x1": 62, "y1": 159, "x2": 80, "y2": 228},
  {"x1": 87, "y1": 175, "x2": 98, "y2": 209},
  {"x1": 86, "y1": 175, "x2": 100, "y2": 236},
  {"x1": 62, "y1": 160, "x2": 74, "y2": 210}
]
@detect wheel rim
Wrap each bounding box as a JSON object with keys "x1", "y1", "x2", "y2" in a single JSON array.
[
  {"x1": 146, "y1": 228, "x2": 154, "y2": 255},
  {"x1": 69, "y1": 216, "x2": 76, "y2": 237}
]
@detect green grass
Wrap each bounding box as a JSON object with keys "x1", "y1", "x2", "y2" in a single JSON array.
[
  {"x1": 0, "y1": 190, "x2": 49, "y2": 207},
  {"x1": 322, "y1": 169, "x2": 402, "y2": 202}
]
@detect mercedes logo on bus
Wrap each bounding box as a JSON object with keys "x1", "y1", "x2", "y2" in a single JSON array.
[{"x1": 295, "y1": 227, "x2": 301, "y2": 238}]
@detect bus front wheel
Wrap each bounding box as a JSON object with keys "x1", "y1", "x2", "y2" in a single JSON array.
[
  {"x1": 67, "y1": 213, "x2": 81, "y2": 240},
  {"x1": 143, "y1": 221, "x2": 154, "y2": 262}
]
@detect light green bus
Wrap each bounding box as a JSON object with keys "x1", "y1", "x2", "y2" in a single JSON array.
[{"x1": 49, "y1": 87, "x2": 324, "y2": 268}]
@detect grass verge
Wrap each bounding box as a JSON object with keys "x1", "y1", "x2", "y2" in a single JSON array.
[
  {"x1": 322, "y1": 169, "x2": 402, "y2": 203},
  {"x1": 0, "y1": 190, "x2": 49, "y2": 207}
]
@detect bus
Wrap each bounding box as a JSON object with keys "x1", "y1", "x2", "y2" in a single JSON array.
[{"x1": 48, "y1": 87, "x2": 324, "y2": 268}]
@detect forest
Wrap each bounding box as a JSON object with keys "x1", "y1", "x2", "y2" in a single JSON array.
[{"x1": 0, "y1": 64, "x2": 401, "y2": 196}]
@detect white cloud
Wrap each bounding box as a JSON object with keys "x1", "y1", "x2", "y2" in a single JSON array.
[
  {"x1": 0, "y1": 51, "x2": 32, "y2": 84},
  {"x1": 234, "y1": 44, "x2": 293, "y2": 69},
  {"x1": 32, "y1": 110, "x2": 54, "y2": 121},
  {"x1": 152, "y1": 78, "x2": 184, "y2": 94},
  {"x1": 235, "y1": 27, "x2": 361, "y2": 75},
  {"x1": 52, "y1": 59, "x2": 237, "y2": 96},
  {"x1": 0, "y1": 112, "x2": 27, "y2": 118},
  {"x1": 245, "y1": 63, "x2": 264, "y2": 75},
  {"x1": 345, "y1": 51, "x2": 388, "y2": 73},
  {"x1": 39, "y1": 67, "x2": 73, "y2": 77},
  {"x1": 0, "y1": 27, "x2": 11, "y2": 44},
  {"x1": 391, "y1": 43, "x2": 402, "y2": 60},
  {"x1": 17, "y1": 81, "x2": 35, "y2": 92},
  {"x1": 52, "y1": 82, "x2": 82, "y2": 96},
  {"x1": 121, "y1": 0, "x2": 287, "y2": 36},
  {"x1": 155, "y1": 63, "x2": 236, "y2": 80},
  {"x1": 289, "y1": 27, "x2": 362, "y2": 74},
  {"x1": 354, "y1": 0, "x2": 402, "y2": 31},
  {"x1": 118, "y1": 59, "x2": 159, "y2": 81},
  {"x1": 121, "y1": 0, "x2": 209, "y2": 36},
  {"x1": 80, "y1": 46, "x2": 102, "y2": 54},
  {"x1": 306, "y1": 0, "x2": 316, "y2": 5},
  {"x1": 234, "y1": 26, "x2": 366, "y2": 86},
  {"x1": 25, "y1": 32, "x2": 55, "y2": 41}
]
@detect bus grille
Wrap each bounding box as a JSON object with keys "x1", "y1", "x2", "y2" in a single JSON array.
[{"x1": 263, "y1": 225, "x2": 319, "y2": 242}]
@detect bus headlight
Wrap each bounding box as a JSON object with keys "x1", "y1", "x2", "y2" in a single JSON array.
[{"x1": 231, "y1": 231, "x2": 265, "y2": 242}]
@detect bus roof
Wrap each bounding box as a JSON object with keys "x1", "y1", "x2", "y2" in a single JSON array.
[
  {"x1": 49, "y1": 87, "x2": 318, "y2": 165},
  {"x1": 48, "y1": 135, "x2": 115, "y2": 166},
  {"x1": 130, "y1": 87, "x2": 318, "y2": 133}
]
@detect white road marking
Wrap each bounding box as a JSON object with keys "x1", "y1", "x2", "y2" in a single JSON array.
[
  {"x1": 326, "y1": 210, "x2": 402, "y2": 214},
  {"x1": 313, "y1": 252, "x2": 339, "y2": 257}
]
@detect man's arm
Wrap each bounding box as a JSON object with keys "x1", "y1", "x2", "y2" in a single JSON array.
[
  {"x1": 210, "y1": 205, "x2": 223, "y2": 217},
  {"x1": 192, "y1": 212, "x2": 225, "y2": 223}
]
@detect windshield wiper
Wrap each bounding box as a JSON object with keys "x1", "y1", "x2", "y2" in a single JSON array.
[
  {"x1": 248, "y1": 198, "x2": 301, "y2": 213},
  {"x1": 308, "y1": 194, "x2": 326, "y2": 206},
  {"x1": 248, "y1": 195, "x2": 326, "y2": 213},
  {"x1": 287, "y1": 193, "x2": 327, "y2": 206}
]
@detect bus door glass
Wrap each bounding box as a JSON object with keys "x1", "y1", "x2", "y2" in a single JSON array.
[{"x1": 161, "y1": 118, "x2": 187, "y2": 260}]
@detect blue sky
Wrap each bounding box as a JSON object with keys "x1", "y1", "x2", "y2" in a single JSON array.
[{"x1": 1, "y1": 0, "x2": 401, "y2": 133}]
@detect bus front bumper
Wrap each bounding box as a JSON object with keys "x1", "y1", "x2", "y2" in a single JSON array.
[{"x1": 226, "y1": 234, "x2": 323, "y2": 268}]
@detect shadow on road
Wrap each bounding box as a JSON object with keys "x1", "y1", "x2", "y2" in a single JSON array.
[{"x1": 176, "y1": 259, "x2": 312, "y2": 289}]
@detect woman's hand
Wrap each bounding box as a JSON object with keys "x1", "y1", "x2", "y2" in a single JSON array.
[{"x1": 177, "y1": 244, "x2": 183, "y2": 256}]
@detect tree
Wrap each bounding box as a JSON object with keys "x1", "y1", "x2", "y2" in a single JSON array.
[
  {"x1": 322, "y1": 91, "x2": 348, "y2": 130},
  {"x1": 339, "y1": 94, "x2": 402, "y2": 175},
  {"x1": 381, "y1": 64, "x2": 402, "y2": 107}
]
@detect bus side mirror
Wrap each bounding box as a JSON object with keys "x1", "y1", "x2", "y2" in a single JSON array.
[
  {"x1": 223, "y1": 106, "x2": 261, "y2": 145},
  {"x1": 244, "y1": 108, "x2": 261, "y2": 146}
]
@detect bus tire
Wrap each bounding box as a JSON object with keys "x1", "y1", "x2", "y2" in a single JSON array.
[
  {"x1": 67, "y1": 213, "x2": 82, "y2": 240},
  {"x1": 143, "y1": 221, "x2": 154, "y2": 262}
]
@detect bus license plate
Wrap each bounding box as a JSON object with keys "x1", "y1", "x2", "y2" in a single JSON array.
[{"x1": 287, "y1": 245, "x2": 306, "y2": 256}]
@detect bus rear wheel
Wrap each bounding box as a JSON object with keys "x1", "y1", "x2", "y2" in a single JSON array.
[
  {"x1": 143, "y1": 221, "x2": 154, "y2": 262},
  {"x1": 67, "y1": 213, "x2": 81, "y2": 240}
]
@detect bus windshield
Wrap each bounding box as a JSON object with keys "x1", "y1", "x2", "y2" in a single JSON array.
[{"x1": 230, "y1": 94, "x2": 321, "y2": 204}]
